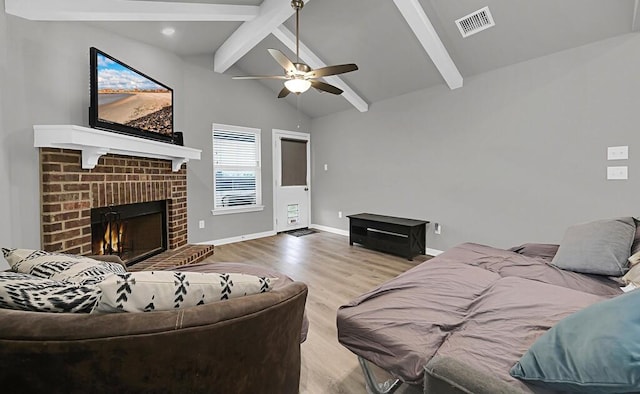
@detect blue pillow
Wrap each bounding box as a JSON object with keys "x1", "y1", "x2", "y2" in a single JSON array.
[{"x1": 510, "y1": 289, "x2": 640, "y2": 393}]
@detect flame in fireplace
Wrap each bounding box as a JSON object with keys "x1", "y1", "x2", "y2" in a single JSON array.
[{"x1": 100, "y1": 221, "x2": 125, "y2": 255}]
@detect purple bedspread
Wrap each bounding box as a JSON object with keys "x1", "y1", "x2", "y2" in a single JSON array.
[{"x1": 336, "y1": 242, "x2": 623, "y2": 390}]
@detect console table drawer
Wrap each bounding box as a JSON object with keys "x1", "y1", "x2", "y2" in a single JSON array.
[
  {"x1": 349, "y1": 233, "x2": 368, "y2": 245},
  {"x1": 350, "y1": 219, "x2": 410, "y2": 236}
]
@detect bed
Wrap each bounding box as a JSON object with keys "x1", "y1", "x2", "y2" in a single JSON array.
[{"x1": 337, "y1": 217, "x2": 640, "y2": 393}]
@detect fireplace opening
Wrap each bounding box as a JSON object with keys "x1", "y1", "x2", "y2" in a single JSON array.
[{"x1": 91, "y1": 200, "x2": 167, "y2": 266}]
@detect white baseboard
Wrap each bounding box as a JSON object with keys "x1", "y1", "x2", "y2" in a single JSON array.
[
  {"x1": 425, "y1": 247, "x2": 444, "y2": 256},
  {"x1": 196, "y1": 226, "x2": 445, "y2": 257},
  {"x1": 309, "y1": 223, "x2": 349, "y2": 237},
  {"x1": 196, "y1": 230, "x2": 277, "y2": 246}
]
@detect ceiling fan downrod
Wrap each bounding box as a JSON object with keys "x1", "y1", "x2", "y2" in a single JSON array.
[
  {"x1": 291, "y1": 0, "x2": 304, "y2": 63},
  {"x1": 231, "y1": 0, "x2": 357, "y2": 98}
]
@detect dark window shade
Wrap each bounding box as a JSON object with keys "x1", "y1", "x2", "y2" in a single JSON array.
[{"x1": 281, "y1": 138, "x2": 307, "y2": 187}]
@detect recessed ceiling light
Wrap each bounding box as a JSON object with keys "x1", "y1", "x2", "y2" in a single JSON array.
[{"x1": 162, "y1": 27, "x2": 176, "y2": 36}]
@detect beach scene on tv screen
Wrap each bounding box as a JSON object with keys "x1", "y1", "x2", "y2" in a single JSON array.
[{"x1": 97, "y1": 53, "x2": 172, "y2": 135}]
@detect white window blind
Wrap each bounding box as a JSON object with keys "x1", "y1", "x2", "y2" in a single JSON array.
[{"x1": 212, "y1": 124, "x2": 262, "y2": 213}]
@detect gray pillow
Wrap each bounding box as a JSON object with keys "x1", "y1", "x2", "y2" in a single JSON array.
[
  {"x1": 551, "y1": 217, "x2": 635, "y2": 276},
  {"x1": 510, "y1": 289, "x2": 640, "y2": 393},
  {"x1": 632, "y1": 218, "x2": 640, "y2": 256}
]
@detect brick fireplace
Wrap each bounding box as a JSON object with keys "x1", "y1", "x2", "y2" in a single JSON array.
[{"x1": 36, "y1": 125, "x2": 213, "y2": 269}]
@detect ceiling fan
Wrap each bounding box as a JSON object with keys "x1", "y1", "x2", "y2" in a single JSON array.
[{"x1": 232, "y1": 0, "x2": 358, "y2": 98}]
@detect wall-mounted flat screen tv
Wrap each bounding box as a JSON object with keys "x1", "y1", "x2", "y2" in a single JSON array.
[{"x1": 89, "y1": 47, "x2": 174, "y2": 143}]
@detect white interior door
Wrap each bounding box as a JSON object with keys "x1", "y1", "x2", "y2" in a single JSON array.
[{"x1": 273, "y1": 129, "x2": 310, "y2": 233}]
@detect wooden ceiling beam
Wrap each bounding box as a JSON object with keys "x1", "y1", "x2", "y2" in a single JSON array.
[
  {"x1": 4, "y1": 0, "x2": 258, "y2": 22},
  {"x1": 214, "y1": 0, "x2": 312, "y2": 74},
  {"x1": 392, "y1": 0, "x2": 463, "y2": 90}
]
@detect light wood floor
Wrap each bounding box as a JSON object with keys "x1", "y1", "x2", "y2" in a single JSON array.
[{"x1": 201, "y1": 230, "x2": 430, "y2": 394}]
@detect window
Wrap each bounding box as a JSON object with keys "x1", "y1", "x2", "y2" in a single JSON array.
[{"x1": 212, "y1": 124, "x2": 263, "y2": 214}]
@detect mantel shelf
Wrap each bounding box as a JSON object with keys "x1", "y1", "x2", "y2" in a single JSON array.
[{"x1": 33, "y1": 125, "x2": 201, "y2": 172}]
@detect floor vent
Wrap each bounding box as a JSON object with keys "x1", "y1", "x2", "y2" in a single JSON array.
[{"x1": 455, "y1": 6, "x2": 495, "y2": 38}]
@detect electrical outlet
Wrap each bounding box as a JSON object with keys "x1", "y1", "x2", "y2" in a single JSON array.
[
  {"x1": 607, "y1": 146, "x2": 628, "y2": 161},
  {"x1": 198, "y1": 220, "x2": 205, "y2": 229},
  {"x1": 607, "y1": 166, "x2": 628, "y2": 180},
  {"x1": 434, "y1": 223, "x2": 441, "y2": 235},
  {"x1": 338, "y1": 211, "x2": 343, "y2": 219}
]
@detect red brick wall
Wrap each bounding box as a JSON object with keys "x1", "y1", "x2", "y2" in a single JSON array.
[{"x1": 40, "y1": 148, "x2": 188, "y2": 255}]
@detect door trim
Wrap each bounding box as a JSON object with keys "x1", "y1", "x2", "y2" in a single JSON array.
[{"x1": 272, "y1": 129, "x2": 311, "y2": 233}]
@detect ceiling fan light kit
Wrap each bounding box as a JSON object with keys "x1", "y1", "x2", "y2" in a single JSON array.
[
  {"x1": 284, "y1": 78, "x2": 311, "y2": 93},
  {"x1": 232, "y1": 0, "x2": 358, "y2": 99}
]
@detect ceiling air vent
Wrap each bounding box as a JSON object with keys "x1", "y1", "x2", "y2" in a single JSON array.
[{"x1": 455, "y1": 6, "x2": 495, "y2": 38}]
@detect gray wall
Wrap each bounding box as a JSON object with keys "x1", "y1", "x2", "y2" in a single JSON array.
[
  {"x1": 182, "y1": 56, "x2": 310, "y2": 243},
  {"x1": 2, "y1": 1, "x2": 637, "y2": 261},
  {"x1": 0, "y1": 3, "x2": 10, "y2": 269},
  {"x1": 0, "y1": 5, "x2": 309, "y2": 268},
  {"x1": 310, "y1": 33, "x2": 640, "y2": 252},
  {"x1": 0, "y1": 13, "x2": 185, "y2": 263}
]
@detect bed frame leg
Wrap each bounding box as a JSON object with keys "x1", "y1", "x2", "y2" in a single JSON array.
[{"x1": 358, "y1": 356, "x2": 401, "y2": 394}]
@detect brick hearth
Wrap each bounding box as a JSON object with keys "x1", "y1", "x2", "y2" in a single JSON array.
[
  {"x1": 128, "y1": 244, "x2": 215, "y2": 271},
  {"x1": 39, "y1": 147, "x2": 213, "y2": 266}
]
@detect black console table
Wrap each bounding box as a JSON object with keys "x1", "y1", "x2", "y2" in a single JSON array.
[{"x1": 348, "y1": 213, "x2": 429, "y2": 260}]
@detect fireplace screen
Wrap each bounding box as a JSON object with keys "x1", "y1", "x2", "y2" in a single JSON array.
[{"x1": 91, "y1": 201, "x2": 167, "y2": 266}]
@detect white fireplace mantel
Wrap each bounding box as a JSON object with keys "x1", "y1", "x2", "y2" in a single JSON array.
[{"x1": 34, "y1": 125, "x2": 201, "y2": 171}]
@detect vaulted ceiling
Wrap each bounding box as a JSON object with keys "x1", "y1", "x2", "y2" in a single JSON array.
[{"x1": 5, "y1": 0, "x2": 640, "y2": 118}]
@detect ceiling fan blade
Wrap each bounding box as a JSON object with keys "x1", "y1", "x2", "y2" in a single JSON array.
[
  {"x1": 268, "y1": 48, "x2": 296, "y2": 74},
  {"x1": 310, "y1": 80, "x2": 343, "y2": 95},
  {"x1": 232, "y1": 75, "x2": 288, "y2": 80},
  {"x1": 307, "y1": 64, "x2": 358, "y2": 78},
  {"x1": 278, "y1": 86, "x2": 291, "y2": 98}
]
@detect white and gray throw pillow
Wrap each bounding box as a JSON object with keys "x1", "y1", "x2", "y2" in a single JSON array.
[
  {"x1": 93, "y1": 270, "x2": 273, "y2": 313},
  {"x1": 0, "y1": 271, "x2": 101, "y2": 313},
  {"x1": 2, "y1": 248, "x2": 126, "y2": 285},
  {"x1": 1, "y1": 248, "x2": 275, "y2": 314},
  {"x1": 551, "y1": 217, "x2": 636, "y2": 276}
]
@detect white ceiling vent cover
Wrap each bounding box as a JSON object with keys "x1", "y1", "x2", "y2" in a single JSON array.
[{"x1": 455, "y1": 6, "x2": 495, "y2": 38}]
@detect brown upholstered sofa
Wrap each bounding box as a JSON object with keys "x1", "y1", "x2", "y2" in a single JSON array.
[{"x1": 0, "y1": 260, "x2": 308, "y2": 394}]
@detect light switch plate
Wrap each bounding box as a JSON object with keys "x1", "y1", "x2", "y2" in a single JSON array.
[
  {"x1": 607, "y1": 166, "x2": 628, "y2": 180},
  {"x1": 607, "y1": 146, "x2": 628, "y2": 160}
]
